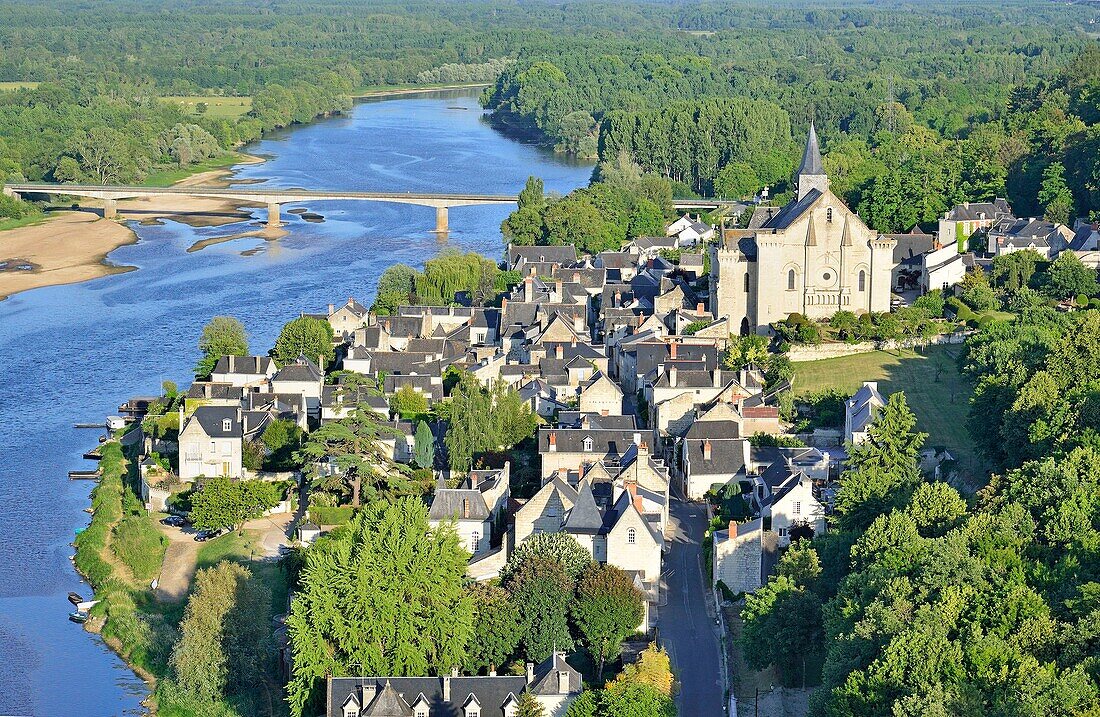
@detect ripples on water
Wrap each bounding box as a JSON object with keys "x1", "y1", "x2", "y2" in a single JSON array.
[{"x1": 0, "y1": 90, "x2": 592, "y2": 716}]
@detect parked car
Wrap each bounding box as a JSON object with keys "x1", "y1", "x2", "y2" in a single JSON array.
[
  {"x1": 161, "y1": 515, "x2": 186, "y2": 527},
  {"x1": 193, "y1": 529, "x2": 221, "y2": 542}
]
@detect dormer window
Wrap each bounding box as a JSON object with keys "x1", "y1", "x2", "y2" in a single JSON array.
[
  {"x1": 222, "y1": 418, "x2": 232, "y2": 432},
  {"x1": 583, "y1": 436, "x2": 593, "y2": 451}
]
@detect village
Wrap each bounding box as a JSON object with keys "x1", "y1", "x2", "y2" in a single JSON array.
[{"x1": 72, "y1": 124, "x2": 1100, "y2": 717}]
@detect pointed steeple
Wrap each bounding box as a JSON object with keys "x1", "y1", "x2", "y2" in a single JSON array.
[
  {"x1": 797, "y1": 121, "x2": 829, "y2": 200},
  {"x1": 805, "y1": 210, "x2": 818, "y2": 246},
  {"x1": 798, "y1": 121, "x2": 824, "y2": 177}
]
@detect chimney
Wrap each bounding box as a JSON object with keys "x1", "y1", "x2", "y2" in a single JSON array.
[
  {"x1": 572, "y1": 271, "x2": 581, "y2": 282},
  {"x1": 696, "y1": 302, "x2": 705, "y2": 313},
  {"x1": 442, "y1": 675, "x2": 450, "y2": 702},
  {"x1": 558, "y1": 669, "x2": 570, "y2": 694},
  {"x1": 328, "y1": 303, "x2": 334, "y2": 315},
  {"x1": 633, "y1": 432, "x2": 642, "y2": 446},
  {"x1": 669, "y1": 342, "x2": 678, "y2": 359},
  {"x1": 555, "y1": 344, "x2": 564, "y2": 359},
  {"x1": 469, "y1": 472, "x2": 479, "y2": 489},
  {"x1": 625, "y1": 479, "x2": 638, "y2": 498},
  {"x1": 317, "y1": 353, "x2": 325, "y2": 372},
  {"x1": 548, "y1": 432, "x2": 557, "y2": 452},
  {"x1": 501, "y1": 297, "x2": 508, "y2": 311},
  {"x1": 614, "y1": 290, "x2": 622, "y2": 307},
  {"x1": 526, "y1": 662, "x2": 535, "y2": 685},
  {"x1": 558, "y1": 467, "x2": 568, "y2": 482},
  {"x1": 703, "y1": 439, "x2": 712, "y2": 460},
  {"x1": 713, "y1": 368, "x2": 722, "y2": 387},
  {"x1": 555, "y1": 279, "x2": 563, "y2": 297},
  {"x1": 573, "y1": 314, "x2": 584, "y2": 332},
  {"x1": 638, "y1": 441, "x2": 648, "y2": 457},
  {"x1": 669, "y1": 366, "x2": 677, "y2": 387},
  {"x1": 363, "y1": 682, "x2": 377, "y2": 703},
  {"x1": 633, "y1": 495, "x2": 645, "y2": 513},
  {"x1": 729, "y1": 520, "x2": 737, "y2": 537},
  {"x1": 452, "y1": 666, "x2": 460, "y2": 678},
  {"x1": 524, "y1": 277, "x2": 534, "y2": 302},
  {"x1": 570, "y1": 335, "x2": 577, "y2": 347},
  {"x1": 462, "y1": 498, "x2": 470, "y2": 519}
]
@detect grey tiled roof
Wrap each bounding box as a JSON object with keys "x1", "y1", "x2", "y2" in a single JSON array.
[
  {"x1": 187, "y1": 405, "x2": 241, "y2": 438},
  {"x1": 428, "y1": 488, "x2": 489, "y2": 522}
]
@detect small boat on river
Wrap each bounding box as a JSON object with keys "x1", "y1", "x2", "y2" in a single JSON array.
[
  {"x1": 68, "y1": 610, "x2": 88, "y2": 624},
  {"x1": 67, "y1": 592, "x2": 84, "y2": 606}
]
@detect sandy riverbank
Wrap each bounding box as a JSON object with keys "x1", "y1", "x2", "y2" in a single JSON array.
[{"x1": 0, "y1": 154, "x2": 272, "y2": 301}]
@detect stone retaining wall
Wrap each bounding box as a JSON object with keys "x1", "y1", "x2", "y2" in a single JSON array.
[{"x1": 786, "y1": 331, "x2": 970, "y2": 362}]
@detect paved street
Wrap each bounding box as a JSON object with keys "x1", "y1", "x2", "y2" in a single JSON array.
[{"x1": 660, "y1": 498, "x2": 726, "y2": 716}]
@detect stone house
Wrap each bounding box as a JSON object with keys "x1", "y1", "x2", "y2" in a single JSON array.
[
  {"x1": 178, "y1": 405, "x2": 243, "y2": 481},
  {"x1": 845, "y1": 381, "x2": 885, "y2": 445},
  {"x1": 680, "y1": 432, "x2": 750, "y2": 500},
  {"x1": 713, "y1": 518, "x2": 764, "y2": 594},
  {"x1": 428, "y1": 481, "x2": 493, "y2": 556},
  {"x1": 759, "y1": 470, "x2": 826, "y2": 547},
  {"x1": 326, "y1": 297, "x2": 370, "y2": 341},
  {"x1": 577, "y1": 372, "x2": 623, "y2": 416},
  {"x1": 987, "y1": 217, "x2": 1073, "y2": 259},
  {"x1": 937, "y1": 199, "x2": 1013, "y2": 249},
  {"x1": 269, "y1": 355, "x2": 325, "y2": 418},
  {"x1": 538, "y1": 428, "x2": 641, "y2": 482},
  {"x1": 327, "y1": 652, "x2": 582, "y2": 717}
]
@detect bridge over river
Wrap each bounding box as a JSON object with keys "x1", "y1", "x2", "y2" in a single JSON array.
[{"x1": 3, "y1": 182, "x2": 742, "y2": 234}]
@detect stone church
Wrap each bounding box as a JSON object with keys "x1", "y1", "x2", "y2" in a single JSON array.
[{"x1": 710, "y1": 123, "x2": 896, "y2": 334}]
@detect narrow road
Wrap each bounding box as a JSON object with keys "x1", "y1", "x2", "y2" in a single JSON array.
[{"x1": 660, "y1": 498, "x2": 725, "y2": 716}]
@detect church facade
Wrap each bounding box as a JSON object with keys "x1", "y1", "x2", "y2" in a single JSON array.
[{"x1": 710, "y1": 124, "x2": 896, "y2": 335}]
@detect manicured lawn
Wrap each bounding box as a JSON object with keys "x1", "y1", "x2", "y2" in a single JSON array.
[
  {"x1": 141, "y1": 153, "x2": 243, "y2": 187},
  {"x1": 195, "y1": 528, "x2": 266, "y2": 569},
  {"x1": 160, "y1": 95, "x2": 252, "y2": 119},
  {"x1": 0, "y1": 81, "x2": 39, "y2": 91},
  {"x1": 792, "y1": 345, "x2": 987, "y2": 490}
]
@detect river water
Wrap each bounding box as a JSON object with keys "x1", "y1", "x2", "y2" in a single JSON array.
[{"x1": 0, "y1": 90, "x2": 591, "y2": 716}]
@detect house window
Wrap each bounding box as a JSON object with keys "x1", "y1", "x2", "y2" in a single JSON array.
[
  {"x1": 858, "y1": 270, "x2": 866, "y2": 292},
  {"x1": 787, "y1": 269, "x2": 796, "y2": 290},
  {"x1": 628, "y1": 528, "x2": 637, "y2": 544},
  {"x1": 744, "y1": 273, "x2": 750, "y2": 293},
  {"x1": 778, "y1": 528, "x2": 788, "y2": 537},
  {"x1": 222, "y1": 418, "x2": 232, "y2": 432},
  {"x1": 826, "y1": 207, "x2": 833, "y2": 223},
  {"x1": 416, "y1": 710, "x2": 429, "y2": 717},
  {"x1": 472, "y1": 531, "x2": 480, "y2": 549},
  {"x1": 793, "y1": 501, "x2": 801, "y2": 515},
  {"x1": 209, "y1": 440, "x2": 216, "y2": 453},
  {"x1": 583, "y1": 437, "x2": 593, "y2": 451},
  {"x1": 221, "y1": 440, "x2": 231, "y2": 456},
  {"x1": 346, "y1": 709, "x2": 357, "y2": 717}
]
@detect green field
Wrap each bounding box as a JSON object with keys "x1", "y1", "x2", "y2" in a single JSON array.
[
  {"x1": 792, "y1": 345, "x2": 987, "y2": 490},
  {"x1": 0, "y1": 81, "x2": 39, "y2": 91},
  {"x1": 0, "y1": 213, "x2": 50, "y2": 232},
  {"x1": 160, "y1": 95, "x2": 252, "y2": 119}
]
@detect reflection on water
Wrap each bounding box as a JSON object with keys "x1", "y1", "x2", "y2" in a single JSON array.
[{"x1": 0, "y1": 90, "x2": 592, "y2": 716}]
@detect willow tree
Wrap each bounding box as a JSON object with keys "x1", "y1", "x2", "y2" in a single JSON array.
[
  {"x1": 287, "y1": 498, "x2": 474, "y2": 716},
  {"x1": 444, "y1": 372, "x2": 537, "y2": 473}
]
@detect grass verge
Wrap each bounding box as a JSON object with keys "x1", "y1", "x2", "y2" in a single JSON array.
[{"x1": 141, "y1": 153, "x2": 244, "y2": 187}]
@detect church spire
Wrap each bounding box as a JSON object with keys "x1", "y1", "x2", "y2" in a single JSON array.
[
  {"x1": 797, "y1": 121, "x2": 829, "y2": 200},
  {"x1": 799, "y1": 121, "x2": 823, "y2": 177}
]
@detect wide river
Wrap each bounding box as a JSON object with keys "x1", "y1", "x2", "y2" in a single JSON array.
[{"x1": 0, "y1": 90, "x2": 591, "y2": 716}]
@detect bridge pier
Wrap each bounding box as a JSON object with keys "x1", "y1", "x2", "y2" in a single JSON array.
[
  {"x1": 2, "y1": 186, "x2": 16, "y2": 199},
  {"x1": 432, "y1": 206, "x2": 449, "y2": 238},
  {"x1": 266, "y1": 203, "x2": 282, "y2": 229},
  {"x1": 103, "y1": 199, "x2": 117, "y2": 219}
]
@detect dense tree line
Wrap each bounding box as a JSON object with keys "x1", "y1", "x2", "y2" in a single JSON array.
[
  {"x1": 371, "y1": 250, "x2": 514, "y2": 314},
  {"x1": 740, "y1": 320, "x2": 1100, "y2": 712}
]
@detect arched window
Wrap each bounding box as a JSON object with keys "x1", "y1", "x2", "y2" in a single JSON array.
[
  {"x1": 826, "y1": 207, "x2": 833, "y2": 223},
  {"x1": 627, "y1": 528, "x2": 637, "y2": 544},
  {"x1": 744, "y1": 273, "x2": 750, "y2": 293},
  {"x1": 787, "y1": 269, "x2": 796, "y2": 290},
  {"x1": 858, "y1": 270, "x2": 866, "y2": 292}
]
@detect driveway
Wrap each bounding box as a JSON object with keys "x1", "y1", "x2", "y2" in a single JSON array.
[{"x1": 660, "y1": 498, "x2": 726, "y2": 716}]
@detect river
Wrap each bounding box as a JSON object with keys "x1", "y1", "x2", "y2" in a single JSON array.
[{"x1": 0, "y1": 90, "x2": 592, "y2": 716}]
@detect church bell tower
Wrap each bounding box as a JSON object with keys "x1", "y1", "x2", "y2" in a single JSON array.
[{"x1": 796, "y1": 121, "x2": 829, "y2": 200}]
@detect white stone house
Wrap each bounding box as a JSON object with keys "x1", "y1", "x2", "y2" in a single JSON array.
[
  {"x1": 178, "y1": 405, "x2": 243, "y2": 481},
  {"x1": 762, "y1": 471, "x2": 826, "y2": 547},
  {"x1": 577, "y1": 372, "x2": 623, "y2": 416},
  {"x1": 268, "y1": 355, "x2": 325, "y2": 418}
]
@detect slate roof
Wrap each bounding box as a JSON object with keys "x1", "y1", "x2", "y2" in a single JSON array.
[
  {"x1": 272, "y1": 355, "x2": 323, "y2": 383},
  {"x1": 186, "y1": 405, "x2": 241, "y2": 438},
  {"x1": 509, "y1": 244, "x2": 578, "y2": 268},
  {"x1": 597, "y1": 251, "x2": 640, "y2": 270},
  {"x1": 798, "y1": 121, "x2": 824, "y2": 177},
  {"x1": 212, "y1": 354, "x2": 274, "y2": 375},
  {"x1": 887, "y1": 229, "x2": 936, "y2": 264},
  {"x1": 540, "y1": 428, "x2": 639, "y2": 458},
  {"x1": 564, "y1": 480, "x2": 603, "y2": 534},
  {"x1": 713, "y1": 516, "x2": 763, "y2": 545},
  {"x1": 329, "y1": 675, "x2": 526, "y2": 717},
  {"x1": 759, "y1": 188, "x2": 822, "y2": 231},
  {"x1": 684, "y1": 437, "x2": 747, "y2": 475},
  {"x1": 944, "y1": 199, "x2": 1013, "y2": 222},
  {"x1": 186, "y1": 382, "x2": 244, "y2": 401},
  {"x1": 429, "y1": 487, "x2": 489, "y2": 522}
]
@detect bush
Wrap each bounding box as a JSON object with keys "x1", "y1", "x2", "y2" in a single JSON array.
[
  {"x1": 309, "y1": 505, "x2": 354, "y2": 526},
  {"x1": 0, "y1": 193, "x2": 41, "y2": 219},
  {"x1": 1077, "y1": 293, "x2": 1089, "y2": 308}
]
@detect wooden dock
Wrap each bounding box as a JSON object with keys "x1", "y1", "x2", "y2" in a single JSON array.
[{"x1": 68, "y1": 470, "x2": 100, "y2": 480}]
